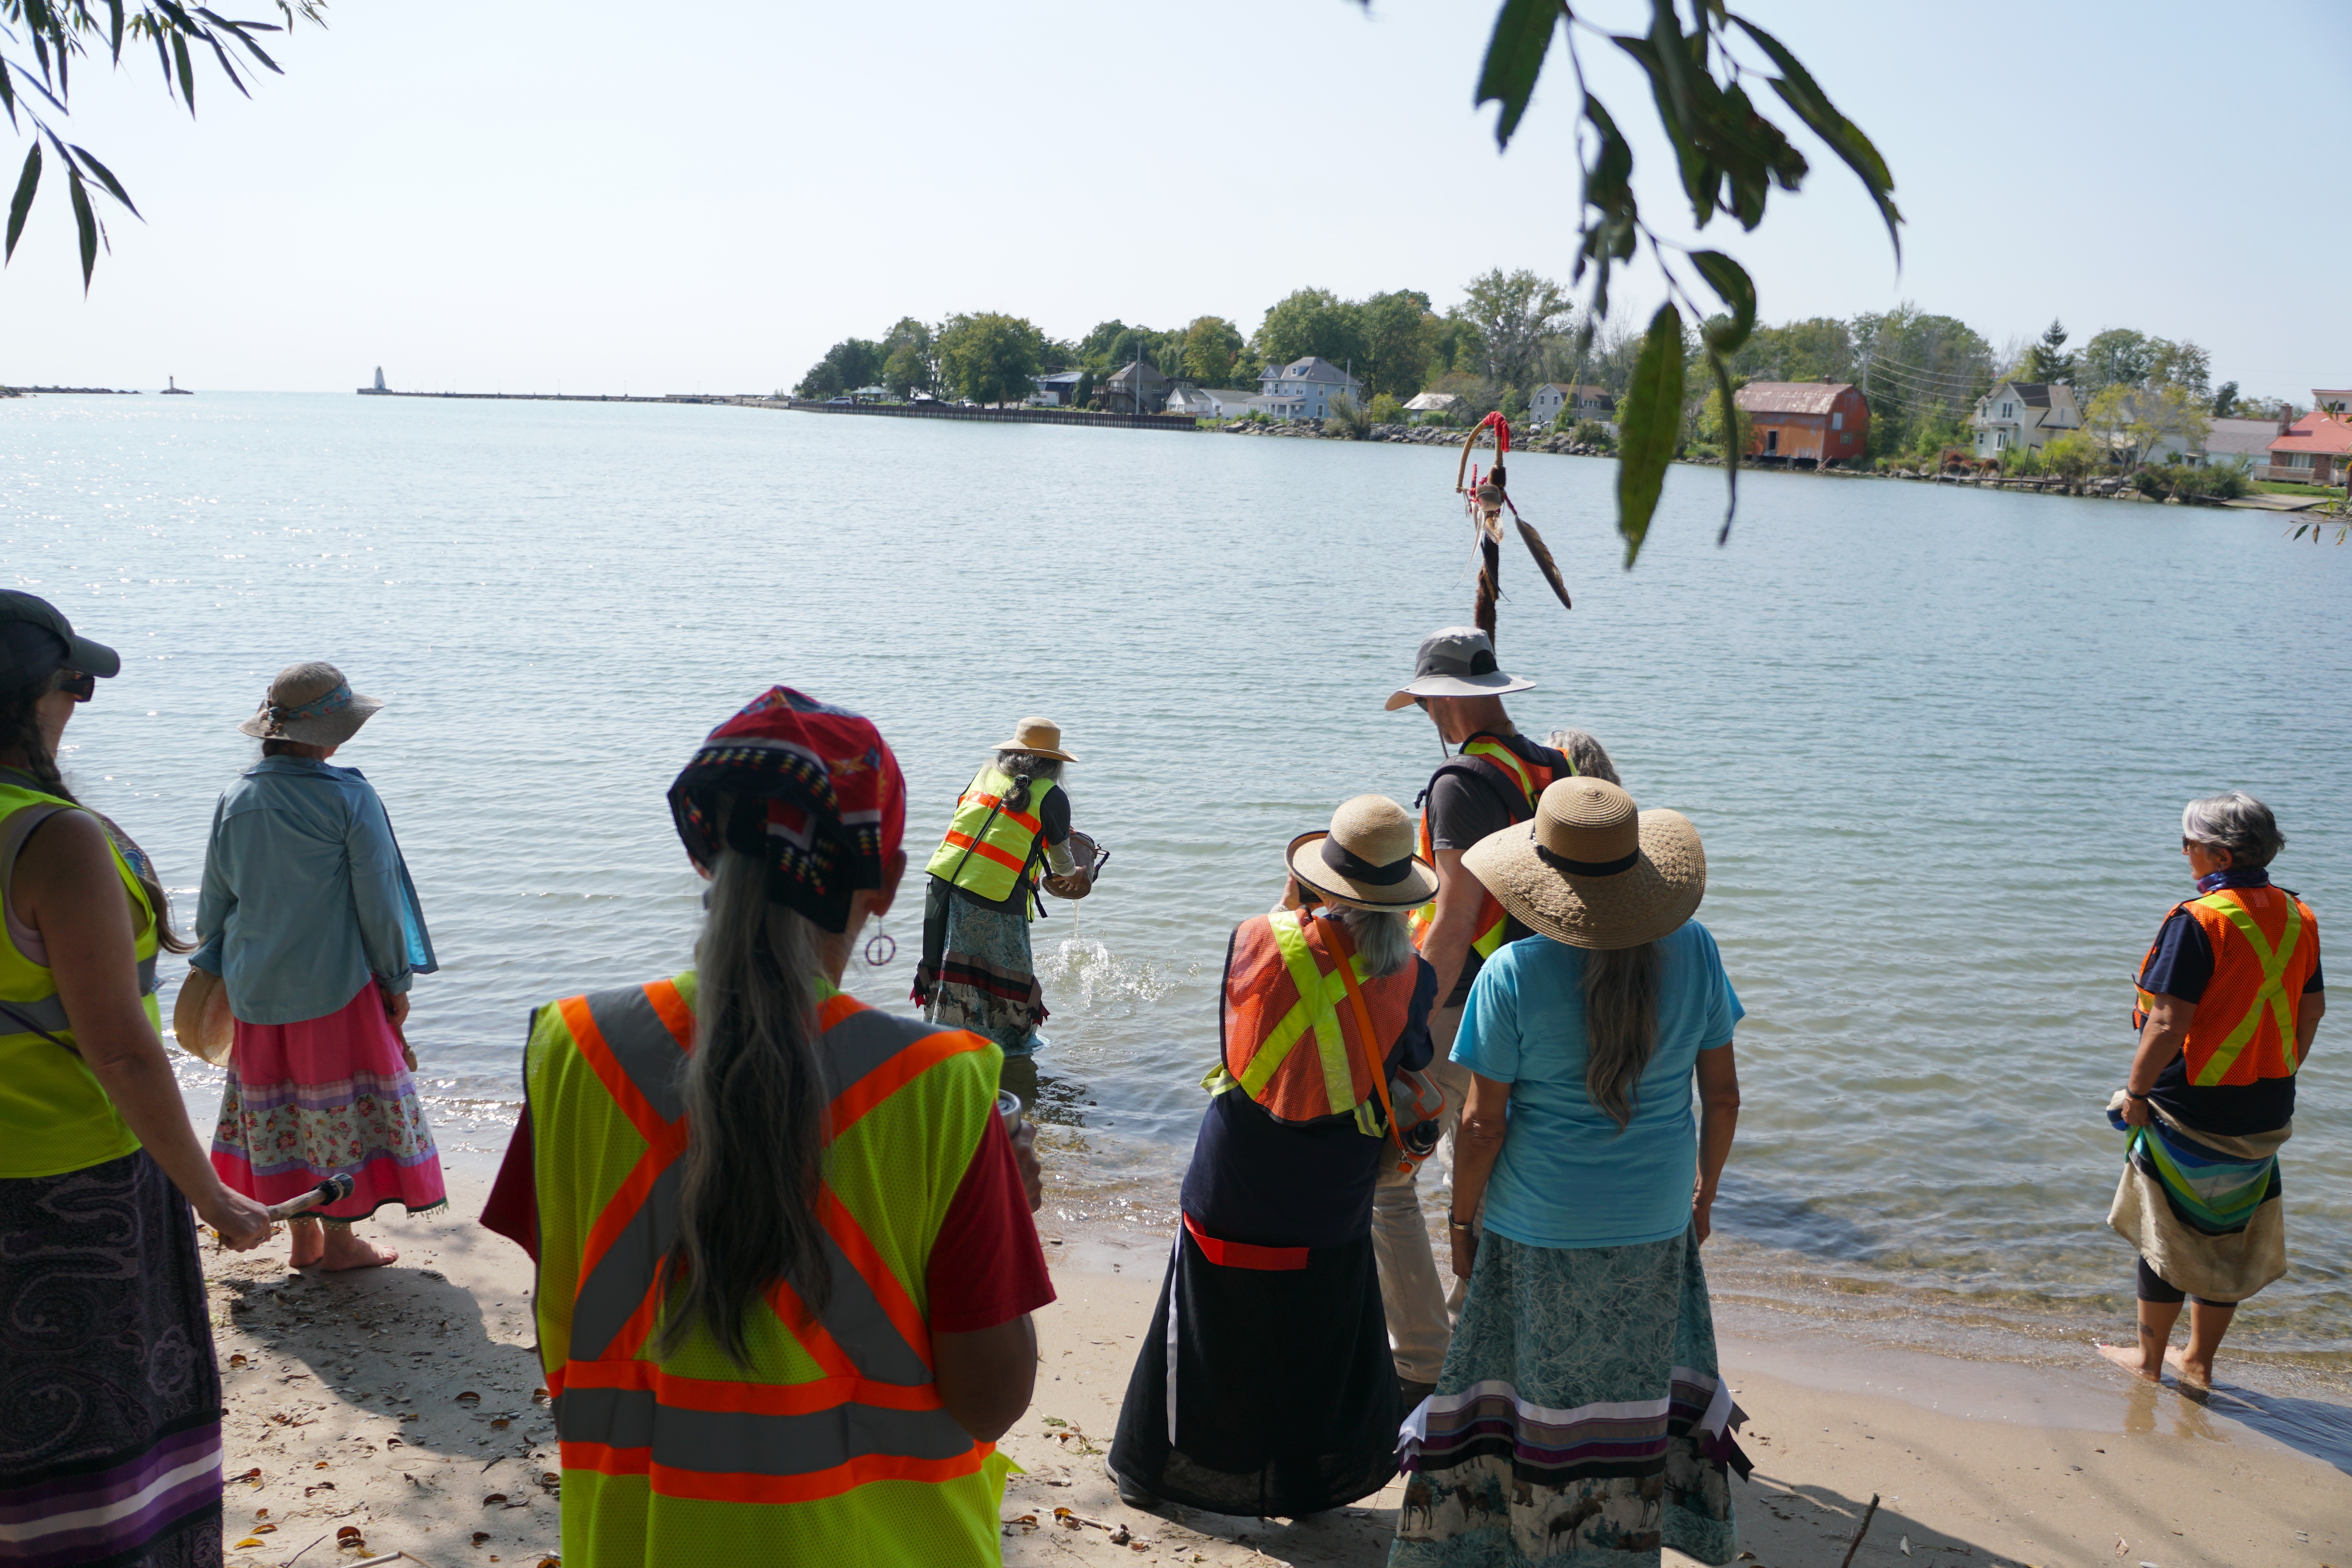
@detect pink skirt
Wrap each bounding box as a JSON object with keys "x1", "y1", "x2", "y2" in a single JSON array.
[{"x1": 211, "y1": 983, "x2": 446, "y2": 1222}]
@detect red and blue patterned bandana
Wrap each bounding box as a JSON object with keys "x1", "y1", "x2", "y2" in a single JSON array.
[{"x1": 667, "y1": 688, "x2": 906, "y2": 933}]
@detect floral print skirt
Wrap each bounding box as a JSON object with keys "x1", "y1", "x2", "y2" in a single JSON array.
[
  {"x1": 1390, "y1": 1227, "x2": 1746, "y2": 1567},
  {"x1": 211, "y1": 982, "x2": 446, "y2": 1224}
]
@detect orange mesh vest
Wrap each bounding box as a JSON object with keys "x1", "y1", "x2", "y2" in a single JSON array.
[
  {"x1": 1218, "y1": 910, "x2": 1418, "y2": 1123},
  {"x1": 2134, "y1": 885, "x2": 2319, "y2": 1086},
  {"x1": 1410, "y1": 735, "x2": 1567, "y2": 960}
]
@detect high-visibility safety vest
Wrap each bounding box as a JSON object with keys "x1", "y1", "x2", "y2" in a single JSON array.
[
  {"x1": 923, "y1": 766, "x2": 1062, "y2": 907},
  {"x1": 0, "y1": 780, "x2": 164, "y2": 1180},
  {"x1": 524, "y1": 971, "x2": 1014, "y2": 1565},
  {"x1": 1210, "y1": 910, "x2": 1418, "y2": 1127},
  {"x1": 1410, "y1": 735, "x2": 1570, "y2": 962},
  {"x1": 2134, "y1": 885, "x2": 2320, "y2": 1087}
]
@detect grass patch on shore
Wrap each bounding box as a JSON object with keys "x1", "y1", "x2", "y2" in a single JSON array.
[{"x1": 2255, "y1": 480, "x2": 2347, "y2": 497}]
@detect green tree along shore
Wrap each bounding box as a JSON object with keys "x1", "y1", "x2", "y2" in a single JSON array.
[{"x1": 793, "y1": 282, "x2": 2286, "y2": 469}]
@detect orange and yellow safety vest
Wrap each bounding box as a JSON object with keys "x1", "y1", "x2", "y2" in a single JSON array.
[
  {"x1": 1209, "y1": 909, "x2": 1418, "y2": 1130},
  {"x1": 924, "y1": 765, "x2": 1062, "y2": 907},
  {"x1": 2135, "y1": 885, "x2": 2320, "y2": 1087},
  {"x1": 1410, "y1": 735, "x2": 1570, "y2": 963},
  {"x1": 524, "y1": 972, "x2": 1012, "y2": 1565}
]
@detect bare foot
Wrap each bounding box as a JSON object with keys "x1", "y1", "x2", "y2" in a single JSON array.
[
  {"x1": 2163, "y1": 1345, "x2": 2214, "y2": 1389},
  {"x1": 316, "y1": 1233, "x2": 399, "y2": 1271},
  {"x1": 2096, "y1": 1341, "x2": 2163, "y2": 1382},
  {"x1": 287, "y1": 1216, "x2": 324, "y2": 1268}
]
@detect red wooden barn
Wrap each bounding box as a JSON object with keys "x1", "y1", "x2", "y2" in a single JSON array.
[{"x1": 1732, "y1": 380, "x2": 1870, "y2": 466}]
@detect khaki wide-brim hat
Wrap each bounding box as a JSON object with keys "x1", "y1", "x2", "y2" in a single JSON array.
[
  {"x1": 1461, "y1": 776, "x2": 1704, "y2": 949},
  {"x1": 171, "y1": 966, "x2": 234, "y2": 1067},
  {"x1": 236, "y1": 661, "x2": 384, "y2": 746},
  {"x1": 995, "y1": 715, "x2": 1077, "y2": 762},
  {"x1": 1287, "y1": 794, "x2": 1439, "y2": 911}
]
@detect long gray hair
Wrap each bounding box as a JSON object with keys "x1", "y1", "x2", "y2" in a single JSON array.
[
  {"x1": 1329, "y1": 904, "x2": 1414, "y2": 979},
  {"x1": 1583, "y1": 941, "x2": 1660, "y2": 1130},
  {"x1": 991, "y1": 749, "x2": 1063, "y2": 813},
  {"x1": 661, "y1": 830, "x2": 831, "y2": 1364},
  {"x1": 1546, "y1": 729, "x2": 1622, "y2": 787}
]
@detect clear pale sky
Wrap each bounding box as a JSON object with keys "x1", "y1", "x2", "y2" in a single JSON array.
[{"x1": 3, "y1": 0, "x2": 2343, "y2": 399}]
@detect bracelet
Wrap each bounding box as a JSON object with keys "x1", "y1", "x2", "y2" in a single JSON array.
[
  {"x1": 1447, "y1": 1218, "x2": 1475, "y2": 1231},
  {"x1": 2125, "y1": 1088, "x2": 2151, "y2": 1101}
]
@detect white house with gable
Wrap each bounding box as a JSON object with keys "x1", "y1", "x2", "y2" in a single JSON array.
[
  {"x1": 1257, "y1": 356, "x2": 1364, "y2": 419},
  {"x1": 1969, "y1": 381, "x2": 2082, "y2": 458}
]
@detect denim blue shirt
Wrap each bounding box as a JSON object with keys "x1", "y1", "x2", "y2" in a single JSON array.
[{"x1": 191, "y1": 758, "x2": 436, "y2": 1025}]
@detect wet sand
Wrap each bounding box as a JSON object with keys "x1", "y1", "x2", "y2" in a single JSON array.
[{"x1": 209, "y1": 1172, "x2": 2351, "y2": 1568}]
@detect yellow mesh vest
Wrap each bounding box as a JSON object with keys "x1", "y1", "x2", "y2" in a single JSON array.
[
  {"x1": 527, "y1": 971, "x2": 1015, "y2": 1566},
  {"x1": 0, "y1": 781, "x2": 164, "y2": 1178}
]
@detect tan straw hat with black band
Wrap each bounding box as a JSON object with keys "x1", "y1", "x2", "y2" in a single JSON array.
[
  {"x1": 995, "y1": 715, "x2": 1077, "y2": 762},
  {"x1": 1287, "y1": 795, "x2": 1439, "y2": 911},
  {"x1": 1461, "y1": 776, "x2": 1704, "y2": 949},
  {"x1": 236, "y1": 661, "x2": 384, "y2": 747}
]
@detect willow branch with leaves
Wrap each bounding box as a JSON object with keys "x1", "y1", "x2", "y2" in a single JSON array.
[
  {"x1": 2, "y1": 0, "x2": 323, "y2": 289},
  {"x1": 1472, "y1": 0, "x2": 1901, "y2": 566}
]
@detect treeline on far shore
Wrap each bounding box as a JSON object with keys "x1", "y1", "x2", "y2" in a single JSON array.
[{"x1": 791, "y1": 279, "x2": 2304, "y2": 472}]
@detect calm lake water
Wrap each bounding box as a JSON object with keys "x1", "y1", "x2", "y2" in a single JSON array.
[{"x1": 5, "y1": 392, "x2": 2346, "y2": 1373}]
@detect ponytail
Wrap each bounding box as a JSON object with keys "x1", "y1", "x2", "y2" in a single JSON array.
[
  {"x1": 660, "y1": 835, "x2": 832, "y2": 1364},
  {"x1": 1582, "y1": 941, "x2": 1660, "y2": 1130}
]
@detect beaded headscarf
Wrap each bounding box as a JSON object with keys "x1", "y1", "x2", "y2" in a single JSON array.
[{"x1": 667, "y1": 688, "x2": 906, "y2": 934}]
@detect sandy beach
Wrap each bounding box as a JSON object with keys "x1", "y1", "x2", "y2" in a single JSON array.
[{"x1": 203, "y1": 1164, "x2": 2350, "y2": 1568}]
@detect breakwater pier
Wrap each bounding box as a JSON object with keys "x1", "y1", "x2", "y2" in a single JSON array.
[{"x1": 356, "y1": 387, "x2": 749, "y2": 404}]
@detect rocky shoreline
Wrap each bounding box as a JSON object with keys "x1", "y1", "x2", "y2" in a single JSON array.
[{"x1": 1214, "y1": 416, "x2": 2329, "y2": 509}]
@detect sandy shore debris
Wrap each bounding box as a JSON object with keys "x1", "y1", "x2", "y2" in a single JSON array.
[{"x1": 207, "y1": 1172, "x2": 2348, "y2": 1568}]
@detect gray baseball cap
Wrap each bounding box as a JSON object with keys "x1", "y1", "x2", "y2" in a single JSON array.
[
  {"x1": 1384, "y1": 626, "x2": 1535, "y2": 710},
  {"x1": 0, "y1": 591, "x2": 120, "y2": 680}
]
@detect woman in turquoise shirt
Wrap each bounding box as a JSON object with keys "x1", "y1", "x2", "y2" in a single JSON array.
[{"x1": 1391, "y1": 777, "x2": 1746, "y2": 1568}]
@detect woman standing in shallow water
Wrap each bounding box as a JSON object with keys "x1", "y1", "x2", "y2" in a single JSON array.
[
  {"x1": 198, "y1": 661, "x2": 445, "y2": 1269},
  {"x1": 2100, "y1": 792, "x2": 2322, "y2": 1389}
]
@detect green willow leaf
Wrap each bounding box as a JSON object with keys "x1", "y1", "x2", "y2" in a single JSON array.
[
  {"x1": 1731, "y1": 15, "x2": 1902, "y2": 256},
  {"x1": 1476, "y1": 0, "x2": 1560, "y2": 150},
  {"x1": 1708, "y1": 348, "x2": 1739, "y2": 546},
  {"x1": 67, "y1": 145, "x2": 138, "y2": 216},
  {"x1": 1615, "y1": 302, "x2": 1685, "y2": 569},
  {"x1": 1689, "y1": 249, "x2": 1754, "y2": 349},
  {"x1": 67, "y1": 164, "x2": 95, "y2": 290},
  {"x1": 6, "y1": 143, "x2": 41, "y2": 261},
  {"x1": 172, "y1": 30, "x2": 195, "y2": 110}
]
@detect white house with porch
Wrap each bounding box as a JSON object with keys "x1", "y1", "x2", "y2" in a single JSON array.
[
  {"x1": 1969, "y1": 381, "x2": 2082, "y2": 458},
  {"x1": 1257, "y1": 356, "x2": 1363, "y2": 419}
]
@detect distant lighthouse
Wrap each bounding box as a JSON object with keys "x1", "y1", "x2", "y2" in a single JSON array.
[{"x1": 373, "y1": 366, "x2": 387, "y2": 392}]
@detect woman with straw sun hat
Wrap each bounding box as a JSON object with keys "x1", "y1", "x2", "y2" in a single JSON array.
[
  {"x1": 1109, "y1": 796, "x2": 1439, "y2": 1522},
  {"x1": 914, "y1": 716, "x2": 1093, "y2": 1057},
  {"x1": 1392, "y1": 777, "x2": 1748, "y2": 1568},
  {"x1": 196, "y1": 661, "x2": 443, "y2": 1270}
]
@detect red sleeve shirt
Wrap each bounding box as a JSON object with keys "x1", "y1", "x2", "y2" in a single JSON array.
[{"x1": 477, "y1": 1100, "x2": 1055, "y2": 1334}]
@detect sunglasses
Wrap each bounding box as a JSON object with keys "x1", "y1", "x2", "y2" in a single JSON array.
[{"x1": 55, "y1": 670, "x2": 94, "y2": 703}]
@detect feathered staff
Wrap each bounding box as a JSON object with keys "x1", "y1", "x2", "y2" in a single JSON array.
[{"x1": 1454, "y1": 411, "x2": 1573, "y2": 644}]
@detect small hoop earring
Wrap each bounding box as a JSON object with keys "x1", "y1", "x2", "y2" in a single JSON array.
[{"x1": 864, "y1": 931, "x2": 898, "y2": 967}]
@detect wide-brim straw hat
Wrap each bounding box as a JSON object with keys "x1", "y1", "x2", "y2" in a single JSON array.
[
  {"x1": 236, "y1": 661, "x2": 384, "y2": 746},
  {"x1": 995, "y1": 715, "x2": 1077, "y2": 762},
  {"x1": 1461, "y1": 776, "x2": 1704, "y2": 949},
  {"x1": 171, "y1": 966, "x2": 234, "y2": 1067},
  {"x1": 1287, "y1": 794, "x2": 1439, "y2": 911}
]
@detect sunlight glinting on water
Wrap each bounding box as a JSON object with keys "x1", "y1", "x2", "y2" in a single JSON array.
[{"x1": 5, "y1": 392, "x2": 2344, "y2": 1368}]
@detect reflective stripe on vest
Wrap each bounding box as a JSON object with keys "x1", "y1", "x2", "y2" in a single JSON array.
[
  {"x1": 2135, "y1": 888, "x2": 2316, "y2": 1087},
  {"x1": 530, "y1": 976, "x2": 1002, "y2": 1530},
  {"x1": 0, "y1": 952, "x2": 162, "y2": 1036},
  {"x1": 1410, "y1": 738, "x2": 1566, "y2": 958},
  {"x1": 922, "y1": 765, "x2": 1057, "y2": 905},
  {"x1": 1213, "y1": 910, "x2": 1416, "y2": 1123}
]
